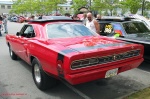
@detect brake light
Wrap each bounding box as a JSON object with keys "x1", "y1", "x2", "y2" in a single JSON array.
[{"x1": 57, "y1": 60, "x2": 64, "y2": 77}]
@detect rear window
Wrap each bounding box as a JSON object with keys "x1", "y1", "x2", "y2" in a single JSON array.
[
  {"x1": 47, "y1": 23, "x2": 98, "y2": 38},
  {"x1": 122, "y1": 22, "x2": 150, "y2": 34}
]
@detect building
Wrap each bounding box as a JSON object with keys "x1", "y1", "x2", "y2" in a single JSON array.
[
  {"x1": 0, "y1": 1, "x2": 13, "y2": 15},
  {"x1": 58, "y1": 1, "x2": 74, "y2": 15}
]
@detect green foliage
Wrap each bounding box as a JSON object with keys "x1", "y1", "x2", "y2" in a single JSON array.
[
  {"x1": 11, "y1": 0, "x2": 149, "y2": 17},
  {"x1": 92, "y1": 0, "x2": 120, "y2": 16},
  {"x1": 71, "y1": 0, "x2": 88, "y2": 13},
  {"x1": 120, "y1": 0, "x2": 142, "y2": 14},
  {"x1": 11, "y1": 0, "x2": 66, "y2": 15},
  {"x1": 145, "y1": 1, "x2": 150, "y2": 10}
]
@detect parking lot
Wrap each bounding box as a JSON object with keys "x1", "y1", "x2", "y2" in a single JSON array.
[{"x1": 0, "y1": 21, "x2": 150, "y2": 99}]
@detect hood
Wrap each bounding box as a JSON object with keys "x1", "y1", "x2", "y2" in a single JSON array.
[{"x1": 48, "y1": 36, "x2": 131, "y2": 54}]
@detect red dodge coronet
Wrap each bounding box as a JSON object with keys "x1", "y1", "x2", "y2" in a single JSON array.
[{"x1": 6, "y1": 16, "x2": 144, "y2": 90}]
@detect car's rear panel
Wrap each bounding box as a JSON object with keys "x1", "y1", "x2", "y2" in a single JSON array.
[{"x1": 60, "y1": 38, "x2": 144, "y2": 85}]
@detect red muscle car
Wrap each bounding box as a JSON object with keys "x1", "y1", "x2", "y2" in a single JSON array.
[{"x1": 6, "y1": 16, "x2": 144, "y2": 90}]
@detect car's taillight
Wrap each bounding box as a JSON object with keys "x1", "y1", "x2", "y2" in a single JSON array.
[
  {"x1": 57, "y1": 60, "x2": 64, "y2": 77},
  {"x1": 71, "y1": 58, "x2": 99, "y2": 69}
]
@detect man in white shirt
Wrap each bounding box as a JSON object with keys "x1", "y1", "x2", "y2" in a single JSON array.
[{"x1": 86, "y1": 12, "x2": 100, "y2": 34}]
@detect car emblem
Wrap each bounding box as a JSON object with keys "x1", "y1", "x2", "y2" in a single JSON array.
[{"x1": 113, "y1": 55, "x2": 116, "y2": 60}]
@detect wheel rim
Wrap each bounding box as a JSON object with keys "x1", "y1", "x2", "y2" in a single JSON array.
[
  {"x1": 34, "y1": 64, "x2": 41, "y2": 84},
  {"x1": 9, "y1": 47, "x2": 13, "y2": 56}
]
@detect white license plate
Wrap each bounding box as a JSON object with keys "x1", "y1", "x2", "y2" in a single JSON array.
[{"x1": 105, "y1": 68, "x2": 118, "y2": 78}]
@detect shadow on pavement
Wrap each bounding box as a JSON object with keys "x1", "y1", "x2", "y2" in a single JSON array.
[{"x1": 138, "y1": 61, "x2": 150, "y2": 72}]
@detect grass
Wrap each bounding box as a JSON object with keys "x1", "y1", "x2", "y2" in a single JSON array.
[{"x1": 123, "y1": 87, "x2": 150, "y2": 99}]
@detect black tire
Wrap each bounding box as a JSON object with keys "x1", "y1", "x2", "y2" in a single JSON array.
[
  {"x1": 32, "y1": 58, "x2": 57, "y2": 91},
  {"x1": 9, "y1": 45, "x2": 17, "y2": 60}
]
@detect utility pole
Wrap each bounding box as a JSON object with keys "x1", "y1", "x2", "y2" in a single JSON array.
[
  {"x1": 89, "y1": 0, "x2": 91, "y2": 10},
  {"x1": 142, "y1": 0, "x2": 145, "y2": 15},
  {"x1": 89, "y1": 0, "x2": 91, "y2": 7}
]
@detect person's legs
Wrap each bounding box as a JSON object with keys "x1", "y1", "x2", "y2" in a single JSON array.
[
  {"x1": 0, "y1": 25, "x2": 2, "y2": 36},
  {"x1": 4, "y1": 24, "x2": 8, "y2": 33}
]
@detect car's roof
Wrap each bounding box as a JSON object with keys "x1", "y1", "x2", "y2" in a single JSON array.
[
  {"x1": 42, "y1": 16, "x2": 72, "y2": 20},
  {"x1": 97, "y1": 17, "x2": 143, "y2": 23},
  {"x1": 29, "y1": 16, "x2": 82, "y2": 23}
]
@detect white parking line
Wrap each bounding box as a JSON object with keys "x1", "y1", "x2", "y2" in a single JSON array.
[{"x1": 61, "y1": 80, "x2": 91, "y2": 99}]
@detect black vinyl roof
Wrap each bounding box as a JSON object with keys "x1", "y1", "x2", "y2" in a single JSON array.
[{"x1": 29, "y1": 16, "x2": 82, "y2": 23}]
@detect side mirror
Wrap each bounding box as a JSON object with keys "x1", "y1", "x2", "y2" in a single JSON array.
[{"x1": 16, "y1": 32, "x2": 20, "y2": 36}]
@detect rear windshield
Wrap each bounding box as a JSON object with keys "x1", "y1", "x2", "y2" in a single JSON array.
[
  {"x1": 122, "y1": 22, "x2": 150, "y2": 34},
  {"x1": 47, "y1": 23, "x2": 98, "y2": 39}
]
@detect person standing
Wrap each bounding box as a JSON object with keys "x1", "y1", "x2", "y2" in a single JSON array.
[
  {"x1": 38, "y1": 14, "x2": 42, "y2": 19},
  {"x1": 0, "y1": 15, "x2": 3, "y2": 36},
  {"x1": 81, "y1": 13, "x2": 87, "y2": 25},
  {"x1": 96, "y1": 14, "x2": 101, "y2": 20},
  {"x1": 3, "y1": 15, "x2": 8, "y2": 34},
  {"x1": 72, "y1": 14, "x2": 80, "y2": 20},
  {"x1": 86, "y1": 12, "x2": 100, "y2": 34}
]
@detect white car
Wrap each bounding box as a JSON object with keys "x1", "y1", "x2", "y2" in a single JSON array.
[
  {"x1": 11, "y1": 16, "x2": 18, "y2": 22},
  {"x1": 128, "y1": 14, "x2": 150, "y2": 29}
]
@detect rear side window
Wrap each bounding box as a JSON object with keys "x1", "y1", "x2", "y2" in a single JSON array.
[{"x1": 122, "y1": 22, "x2": 150, "y2": 34}]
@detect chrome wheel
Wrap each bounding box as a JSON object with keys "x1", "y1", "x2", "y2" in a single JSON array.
[
  {"x1": 10, "y1": 48, "x2": 13, "y2": 57},
  {"x1": 32, "y1": 58, "x2": 57, "y2": 90},
  {"x1": 9, "y1": 45, "x2": 17, "y2": 60},
  {"x1": 34, "y1": 64, "x2": 41, "y2": 84}
]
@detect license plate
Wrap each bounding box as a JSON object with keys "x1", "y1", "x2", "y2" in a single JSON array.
[{"x1": 105, "y1": 68, "x2": 118, "y2": 78}]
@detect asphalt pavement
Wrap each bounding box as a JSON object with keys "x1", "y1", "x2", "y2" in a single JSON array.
[{"x1": 0, "y1": 21, "x2": 150, "y2": 99}]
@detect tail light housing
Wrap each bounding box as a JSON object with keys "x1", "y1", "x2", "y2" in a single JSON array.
[{"x1": 57, "y1": 60, "x2": 64, "y2": 77}]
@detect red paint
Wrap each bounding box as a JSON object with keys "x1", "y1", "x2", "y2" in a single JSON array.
[{"x1": 6, "y1": 20, "x2": 144, "y2": 85}]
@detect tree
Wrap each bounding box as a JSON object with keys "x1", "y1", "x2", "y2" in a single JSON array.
[
  {"x1": 92, "y1": 0, "x2": 120, "y2": 16},
  {"x1": 91, "y1": 0, "x2": 106, "y2": 15},
  {"x1": 11, "y1": 0, "x2": 66, "y2": 15},
  {"x1": 145, "y1": 1, "x2": 150, "y2": 10},
  {"x1": 120, "y1": 0, "x2": 142, "y2": 14},
  {"x1": 142, "y1": 0, "x2": 150, "y2": 17},
  {"x1": 71, "y1": 0, "x2": 88, "y2": 14}
]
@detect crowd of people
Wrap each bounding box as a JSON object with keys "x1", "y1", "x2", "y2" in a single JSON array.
[
  {"x1": 0, "y1": 15, "x2": 8, "y2": 36},
  {"x1": 65, "y1": 12, "x2": 101, "y2": 34},
  {"x1": 0, "y1": 12, "x2": 101, "y2": 37}
]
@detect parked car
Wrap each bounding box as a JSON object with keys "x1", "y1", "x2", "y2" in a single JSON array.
[
  {"x1": 97, "y1": 17, "x2": 150, "y2": 60},
  {"x1": 127, "y1": 14, "x2": 150, "y2": 29},
  {"x1": 10, "y1": 16, "x2": 18, "y2": 22},
  {"x1": 6, "y1": 16, "x2": 144, "y2": 90}
]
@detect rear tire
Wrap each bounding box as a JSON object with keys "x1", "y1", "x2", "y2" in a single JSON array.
[
  {"x1": 9, "y1": 45, "x2": 17, "y2": 60},
  {"x1": 32, "y1": 58, "x2": 57, "y2": 91}
]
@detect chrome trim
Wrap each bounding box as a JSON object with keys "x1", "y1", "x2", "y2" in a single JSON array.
[{"x1": 71, "y1": 49, "x2": 141, "y2": 70}]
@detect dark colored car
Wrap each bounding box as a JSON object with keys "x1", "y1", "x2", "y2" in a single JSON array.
[{"x1": 97, "y1": 17, "x2": 150, "y2": 60}]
